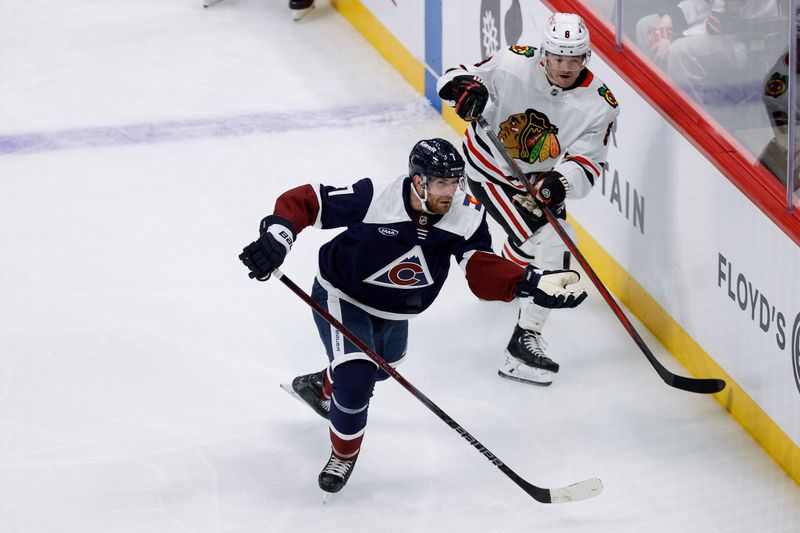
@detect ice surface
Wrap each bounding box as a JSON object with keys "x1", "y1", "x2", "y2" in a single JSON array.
[{"x1": 1, "y1": 1, "x2": 798, "y2": 532}]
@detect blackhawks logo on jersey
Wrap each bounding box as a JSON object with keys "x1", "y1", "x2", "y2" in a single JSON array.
[
  {"x1": 765, "y1": 72, "x2": 788, "y2": 98},
  {"x1": 498, "y1": 109, "x2": 561, "y2": 164},
  {"x1": 509, "y1": 45, "x2": 537, "y2": 58},
  {"x1": 598, "y1": 84, "x2": 618, "y2": 108}
]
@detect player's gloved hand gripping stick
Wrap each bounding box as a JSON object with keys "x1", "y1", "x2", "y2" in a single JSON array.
[
  {"x1": 239, "y1": 215, "x2": 295, "y2": 281},
  {"x1": 476, "y1": 115, "x2": 726, "y2": 395}
]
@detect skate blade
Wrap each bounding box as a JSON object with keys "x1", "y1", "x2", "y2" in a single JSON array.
[
  {"x1": 497, "y1": 370, "x2": 552, "y2": 387},
  {"x1": 280, "y1": 382, "x2": 306, "y2": 404},
  {"x1": 292, "y1": 6, "x2": 314, "y2": 21},
  {"x1": 321, "y1": 490, "x2": 334, "y2": 504}
]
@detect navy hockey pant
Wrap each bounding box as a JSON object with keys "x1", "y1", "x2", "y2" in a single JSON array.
[{"x1": 311, "y1": 279, "x2": 408, "y2": 458}]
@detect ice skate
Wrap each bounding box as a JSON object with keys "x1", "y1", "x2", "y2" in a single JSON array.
[
  {"x1": 280, "y1": 370, "x2": 330, "y2": 419},
  {"x1": 290, "y1": 0, "x2": 315, "y2": 21},
  {"x1": 319, "y1": 450, "x2": 358, "y2": 494},
  {"x1": 498, "y1": 325, "x2": 559, "y2": 386}
]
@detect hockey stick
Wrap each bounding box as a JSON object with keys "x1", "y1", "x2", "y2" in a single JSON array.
[
  {"x1": 475, "y1": 116, "x2": 725, "y2": 395},
  {"x1": 270, "y1": 267, "x2": 602, "y2": 504}
]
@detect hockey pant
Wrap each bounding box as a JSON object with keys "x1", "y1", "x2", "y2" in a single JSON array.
[
  {"x1": 467, "y1": 177, "x2": 576, "y2": 331},
  {"x1": 311, "y1": 279, "x2": 408, "y2": 459}
]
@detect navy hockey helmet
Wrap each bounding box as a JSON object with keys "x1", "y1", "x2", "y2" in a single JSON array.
[{"x1": 408, "y1": 138, "x2": 465, "y2": 189}]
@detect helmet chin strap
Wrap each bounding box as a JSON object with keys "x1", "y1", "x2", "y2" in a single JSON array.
[{"x1": 411, "y1": 177, "x2": 436, "y2": 214}]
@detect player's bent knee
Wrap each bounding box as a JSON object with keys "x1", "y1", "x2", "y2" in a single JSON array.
[{"x1": 332, "y1": 360, "x2": 379, "y2": 409}]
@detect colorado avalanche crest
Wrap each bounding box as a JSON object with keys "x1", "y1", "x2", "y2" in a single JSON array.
[{"x1": 364, "y1": 245, "x2": 434, "y2": 289}]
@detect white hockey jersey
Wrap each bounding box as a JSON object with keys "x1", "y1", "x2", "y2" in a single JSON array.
[
  {"x1": 763, "y1": 51, "x2": 798, "y2": 148},
  {"x1": 437, "y1": 45, "x2": 619, "y2": 200}
]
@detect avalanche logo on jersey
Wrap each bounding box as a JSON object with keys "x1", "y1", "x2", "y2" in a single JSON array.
[
  {"x1": 363, "y1": 245, "x2": 434, "y2": 289},
  {"x1": 498, "y1": 109, "x2": 561, "y2": 164}
]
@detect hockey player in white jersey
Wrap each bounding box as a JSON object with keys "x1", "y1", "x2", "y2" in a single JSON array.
[
  {"x1": 437, "y1": 12, "x2": 620, "y2": 386},
  {"x1": 759, "y1": 13, "x2": 800, "y2": 195}
]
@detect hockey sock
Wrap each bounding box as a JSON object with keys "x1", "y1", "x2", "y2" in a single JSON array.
[
  {"x1": 322, "y1": 368, "x2": 333, "y2": 400},
  {"x1": 329, "y1": 360, "x2": 378, "y2": 459}
]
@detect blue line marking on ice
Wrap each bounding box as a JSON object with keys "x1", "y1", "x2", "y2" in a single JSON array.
[
  {"x1": 0, "y1": 102, "x2": 434, "y2": 156},
  {"x1": 424, "y1": 0, "x2": 442, "y2": 113}
]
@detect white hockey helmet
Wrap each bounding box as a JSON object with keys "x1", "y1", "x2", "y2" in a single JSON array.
[{"x1": 540, "y1": 13, "x2": 591, "y2": 66}]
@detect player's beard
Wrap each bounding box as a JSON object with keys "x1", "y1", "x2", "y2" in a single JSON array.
[{"x1": 427, "y1": 193, "x2": 453, "y2": 215}]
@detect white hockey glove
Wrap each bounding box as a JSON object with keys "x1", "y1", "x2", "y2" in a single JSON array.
[
  {"x1": 514, "y1": 266, "x2": 587, "y2": 308},
  {"x1": 512, "y1": 193, "x2": 541, "y2": 217}
]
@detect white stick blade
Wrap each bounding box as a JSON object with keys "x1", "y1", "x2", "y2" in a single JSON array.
[{"x1": 549, "y1": 478, "x2": 603, "y2": 503}]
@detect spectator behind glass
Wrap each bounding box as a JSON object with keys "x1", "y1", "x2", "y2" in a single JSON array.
[
  {"x1": 635, "y1": 0, "x2": 780, "y2": 105},
  {"x1": 759, "y1": 22, "x2": 800, "y2": 197}
]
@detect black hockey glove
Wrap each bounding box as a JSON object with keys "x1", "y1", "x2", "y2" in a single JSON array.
[
  {"x1": 514, "y1": 266, "x2": 587, "y2": 308},
  {"x1": 239, "y1": 215, "x2": 295, "y2": 281},
  {"x1": 531, "y1": 171, "x2": 569, "y2": 207},
  {"x1": 450, "y1": 75, "x2": 488, "y2": 121}
]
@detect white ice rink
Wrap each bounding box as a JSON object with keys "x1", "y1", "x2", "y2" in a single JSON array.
[{"x1": 1, "y1": 1, "x2": 799, "y2": 532}]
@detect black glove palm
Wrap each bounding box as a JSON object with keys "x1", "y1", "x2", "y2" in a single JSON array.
[
  {"x1": 239, "y1": 215, "x2": 295, "y2": 281},
  {"x1": 451, "y1": 75, "x2": 488, "y2": 121}
]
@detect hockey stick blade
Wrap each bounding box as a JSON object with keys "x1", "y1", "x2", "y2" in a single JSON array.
[
  {"x1": 474, "y1": 116, "x2": 725, "y2": 395},
  {"x1": 500, "y1": 460, "x2": 602, "y2": 503},
  {"x1": 546, "y1": 477, "x2": 603, "y2": 504},
  {"x1": 668, "y1": 374, "x2": 726, "y2": 394}
]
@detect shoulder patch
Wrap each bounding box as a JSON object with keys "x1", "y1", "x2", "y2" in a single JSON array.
[
  {"x1": 462, "y1": 194, "x2": 482, "y2": 210},
  {"x1": 765, "y1": 72, "x2": 788, "y2": 98},
  {"x1": 597, "y1": 84, "x2": 618, "y2": 108},
  {"x1": 509, "y1": 45, "x2": 537, "y2": 58}
]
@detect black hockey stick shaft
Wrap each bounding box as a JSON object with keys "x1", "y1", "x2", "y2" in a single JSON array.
[
  {"x1": 475, "y1": 116, "x2": 725, "y2": 395},
  {"x1": 270, "y1": 268, "x2": 602, "y2": 504}
]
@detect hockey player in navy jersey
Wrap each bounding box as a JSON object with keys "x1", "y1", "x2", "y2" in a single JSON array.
[
  {"x1": 437, "y1": 13, "x2": 620, "y2": 386},
  {"x1": 239, "y1": 138, "x2": 587, "y2": 494}
]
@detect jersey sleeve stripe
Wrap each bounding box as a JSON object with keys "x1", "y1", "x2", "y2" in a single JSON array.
[
  {"x1": 312, "y1": 183, "x2": 324, "y2": 228},
  {"x1": 485, "y1": 181, "x2": 531, "y2": 241},
  {"x1": 564, "y1": 155, "x2": 601, "y2": 177},
  {"x1": 463, "y1": 145, "x2": 504, "y2": 183},
  {"x1": 465, "y1": 128, "x2": 512, "y2": 184},
  {"x1": 457, "y1": 249, "x2": 477, "y2": 271},
  {"x1": 502, "y1": 243, "x2": 530, "y2": 266}
]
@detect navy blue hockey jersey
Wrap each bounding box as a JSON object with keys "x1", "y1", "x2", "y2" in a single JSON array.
[{"x1": 273, "y1": 176, "x2": 525, "y2": 319}]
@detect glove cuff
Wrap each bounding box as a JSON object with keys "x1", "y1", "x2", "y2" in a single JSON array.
[
  {"x1": 260, "y1": 214, "x2": 296, "y2": 252},
  {"x1": 260, "y1": 214, "x2": 296, "y2": 239}
]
